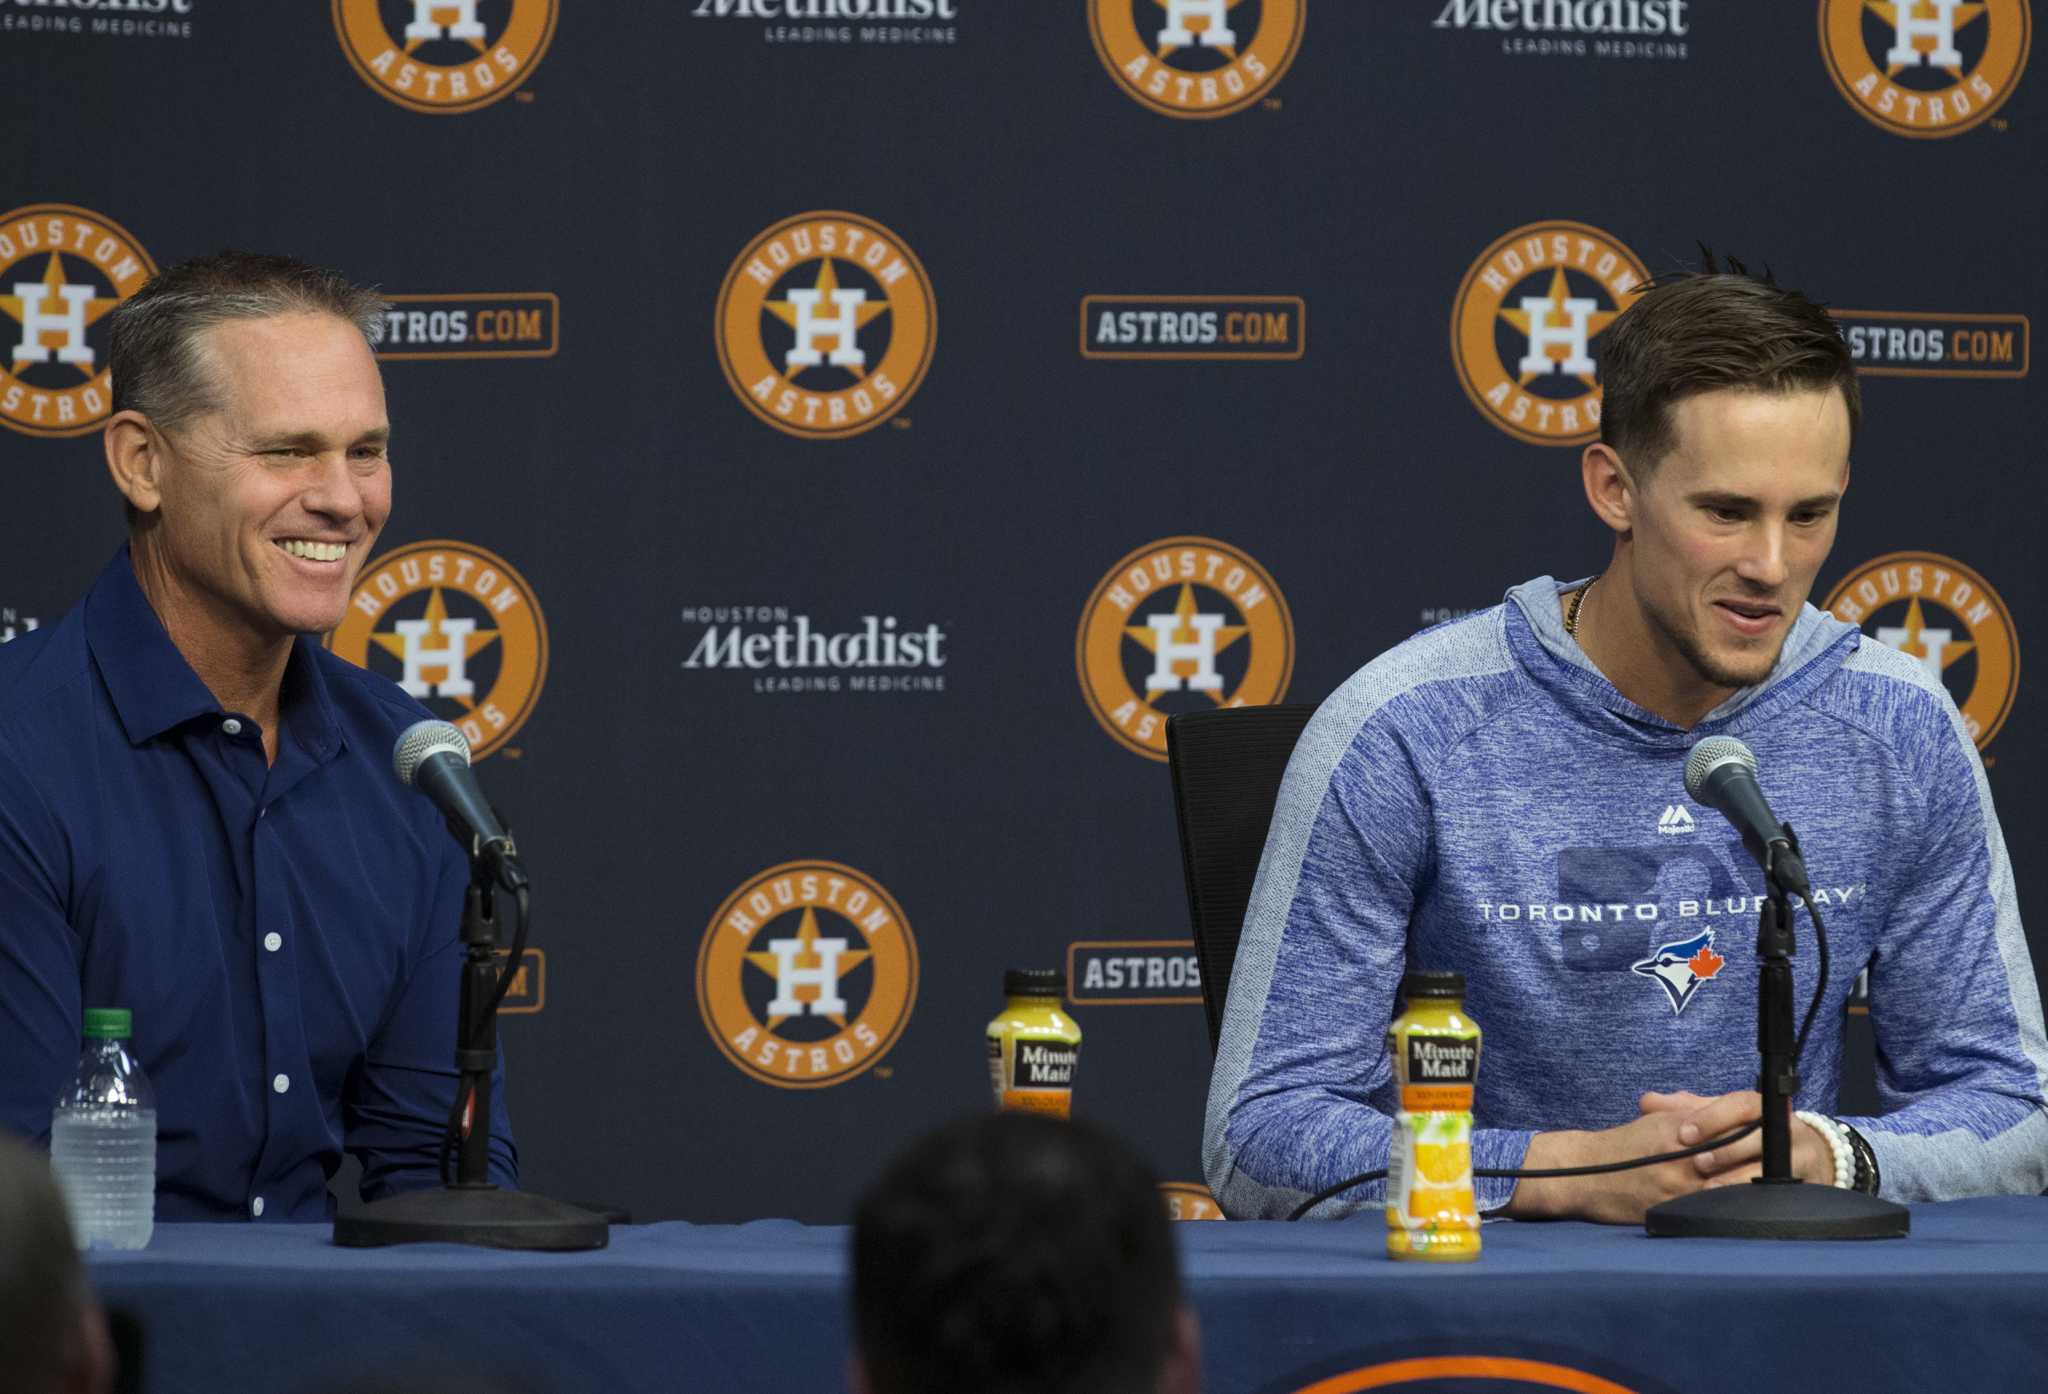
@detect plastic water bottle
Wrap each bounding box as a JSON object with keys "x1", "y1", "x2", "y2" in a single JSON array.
[{"x1": 50, "y1": 1008, "x2": 156, "y2": 1250}]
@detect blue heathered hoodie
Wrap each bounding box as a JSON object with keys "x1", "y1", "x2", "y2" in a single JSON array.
[{"x1": 1204, "y1": 576, "x2": 2048, "y2": 1216}]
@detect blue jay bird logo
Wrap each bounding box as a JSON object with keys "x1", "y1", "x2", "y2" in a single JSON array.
[{"x1": 1630, "y1": 930, "x2": 1727, "y2": 1015}]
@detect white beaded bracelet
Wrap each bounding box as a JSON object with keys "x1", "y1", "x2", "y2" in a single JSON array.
[{"x1": 1796, "y1": 1110, "x2": 1855, "y2": 1189}]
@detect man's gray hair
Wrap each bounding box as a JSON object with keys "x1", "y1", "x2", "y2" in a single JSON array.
[{"x1": 107, "y1": 251, "x2": 387, "y2": 431}]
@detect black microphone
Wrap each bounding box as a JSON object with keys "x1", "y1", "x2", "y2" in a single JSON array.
[
  {"x1": 393, "y1": 720, "x2": 526, "y2": 889},
  {"x1": 1683, "y1": 736, "x2": 1811, "y2": 898}
]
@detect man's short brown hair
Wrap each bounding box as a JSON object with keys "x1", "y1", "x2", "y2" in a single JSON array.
[{"x1": 1599, "y1": 270, "x2": 1860, "y2": 477}]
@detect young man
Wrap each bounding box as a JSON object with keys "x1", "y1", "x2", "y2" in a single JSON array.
[
  {"x1": 852, "y1": 1112, "x2": 1200, "y2": 1394},
  {"x1": 0, "y1": 253, "x2": 517, "y2": 1220},
  {"x1": 1205, "y1": 272, "x2": 2048, "y2": 1222}
]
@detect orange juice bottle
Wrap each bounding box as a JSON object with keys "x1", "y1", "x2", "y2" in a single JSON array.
[
  {"x1": 1386, "y1": 971, "x2": 1481, "y2": 1262},
  {"x1": 986, "y1": 969, "x2": 1081, "y2": 1116}
]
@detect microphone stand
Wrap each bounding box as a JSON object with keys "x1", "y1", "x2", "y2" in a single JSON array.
[
  {"x1": 1646, "y1": 827, "x2": 1907, "y2": 1239},
  {"x1": 335, "y1": 842, "x2": 608, "y2": 1250}
]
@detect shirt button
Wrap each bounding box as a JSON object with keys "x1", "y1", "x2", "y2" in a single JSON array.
[
  {"x1": 251, "y1": 1197, "x2": 265, "y2": 1218},
  {"x1": 221, "y1": 718, "x2": 243, "y2": 736},
  {"x1": 263, "y1": 932, "x2": 282, "y2": 953},
  {"x1": 272, "y1": 1074, "x2": 290, "y2": 1094}
]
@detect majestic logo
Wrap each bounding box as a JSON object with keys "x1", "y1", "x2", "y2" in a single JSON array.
[
  {"x1": 680, "y1": 605, "x2": 949, "y2": 694},
  {"x1": 326, "y1": 540, "x2": 550, "y2": 759},
  {"x1": 1656, "y1": 805, "x2": 1695, "y2": 836},
  {"x1": 715, "y1": 211, "x2": 936, "y2": 438},
  {"x1": 332, "y1": 0, "x2": 557, "y2": 114},
  {"x1": 1833, "y1": 308, "x2": 2029, "y2": 378},
  {"x1": 0, "y1": 204, "x2": 155, "y2": 439},
  {"x1": 1630, "y1": 929, "x2": 1726, "y2": 1015},
  {"x1": 1077, "y1": 536, "x2": 1294, "y2": 761},
  {"x1": 697, "y1": 860, "x2": 919, "y2": 1088},
  {"x1": 1450, "y1": 221, "x2": 1647, "y2": 447},
  {"x1": 1068, "y1": 940, "x2": 1204, "y2": 1005},
  {"x1": 1823, "y1": 552, "x2": 2019, "y2": 750},
  {"x1": 0, "y1": 607, "x2": 39, "y2": 644},
  {"x1": 1819, "y1": 0, "x2": 2031, "y2": 138},
  {"x1": 1081, "y1": 296, "x2": 1306, "y2": 360},
  {"x1": 1159, "y1": 1181, "x2": 1225, "y2": 1220},
  {"x1": 370, "y1": 294, "x2": 559, "y2": 360},
  {"x1": 1089, "y1": 0, "x2": 1305, "y2": 118}
]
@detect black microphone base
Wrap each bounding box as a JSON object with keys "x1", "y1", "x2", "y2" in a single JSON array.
[
  {"x1": 333, "y1": 1185, "x2": 609, "y2": 1251},
  {"x1": 1646, "y1": 1179, "x2": 1908, "y2": 1239}
]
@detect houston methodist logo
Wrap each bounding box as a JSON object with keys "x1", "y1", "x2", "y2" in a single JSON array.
[
  {"x1": 1451, "y1": 221, "x2": 1647, "y2": 447},
  {"x1": 326, "y1": 540, "x2": 550, "y2": 760},
  {"x1": 1089, "y1": 0, "x2": 1306, "y2": 118},
  {"x1": 1824, "y1": 552, "x2": 2020, "y2": 750},
  {"x1": 1819, "y1": 0, "x2": 2031, "y2": 137},
  {"x1": 698, "y1": 860, "x2": 919, "y2": 1088},
  {"x1": 333, "y1": 0, "x2": 558, "y2": 114},
  {"x1": 715, "y1": 211, "x2": 937, "y2": 439},
  {"x1": 0, "y1": 204, "x2": 155, "y2": 439},
  {"x1": 1077, "y1": 537, "x2": 1294, "y2": 761}
]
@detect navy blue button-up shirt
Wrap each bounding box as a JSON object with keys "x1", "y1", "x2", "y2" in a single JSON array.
[{"x1": 0, "y1": 546, "x2": 517, "y2": 1220}]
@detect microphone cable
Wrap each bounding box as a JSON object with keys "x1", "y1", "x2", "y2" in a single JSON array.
[
  {"x1": 439, "y1": 882, "x2": 532, "y2": 1187},
  {"x1": 1286, "y1": 893, "x2": 1832, "y2": 1220}
]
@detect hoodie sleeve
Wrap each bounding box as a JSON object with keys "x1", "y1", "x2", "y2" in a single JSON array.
[{"x1": 1836, "y1": 668, "x2": 2048, "y2": 1200}]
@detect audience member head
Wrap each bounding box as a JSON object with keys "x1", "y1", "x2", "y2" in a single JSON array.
[
  {"x1": 851, "y1": 1112, "x2": 1198, "y2": 1394},
  {"x1": 0, "y1": 1133, "x2": 114, "y2": 1394}
]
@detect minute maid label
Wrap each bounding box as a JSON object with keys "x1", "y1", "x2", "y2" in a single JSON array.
[
  {"x1": 1406, "y1": 1037, "x2": 1477, "y2": 1084},
  {"x1": 990, "y1": 1037, "x2": 1079, "y2": 1116},
  {"x1": 1014, "y1": 1041, "x2": 1078, "y2": 1088}
]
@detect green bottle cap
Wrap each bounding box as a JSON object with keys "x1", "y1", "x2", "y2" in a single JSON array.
[{"x1": 82, "y1": 1008, "x2": 132, "y2": 1039}]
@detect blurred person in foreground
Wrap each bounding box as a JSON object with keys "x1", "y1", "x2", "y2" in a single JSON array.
[
  {"x1": 852, "y1": 1112, "x2": 1200, "y2": 1394},
  {"x1": 0, "y1": 1133, "x2": 114, "y2": 1394},
  {"x1": 0, "y1": 253, "x2": 516, "y2": 1221}
]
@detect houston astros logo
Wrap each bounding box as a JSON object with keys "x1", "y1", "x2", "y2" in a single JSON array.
[
  {"x1": 1451, "y1": 221, "x2": 1647, "y2": 448},
  {"x1": 1824, "y1": 552, "x2": 2019, "y2": 749},
  {"x1": 1090, "y1": 0, "x2": 1306, "y2": 117},
  {"x1": 715, "y1": 211, "x2": 936, "y2": 439},
  {"x1": 326, "y1": 540, "x2": 549, "y2": 759},
  {"x1": 1284, "y1": 1357, "x2": 1647, "y2": 1394},
  {"x1": 1819, "y1": 0, "x2": 2030, "y2": 137},
  {"x1": 0, "y1": 204, "x2": 155, "y2": 439},
  {"x1": 333, "y1": 0, "x2": 557, "y2": 114},
  {"x1": 1077, "y1": 536, "x2": 1294, "y2": 761},
  {"x1": 698, "y1": 860, "x2": 919, "y2": 1088}
]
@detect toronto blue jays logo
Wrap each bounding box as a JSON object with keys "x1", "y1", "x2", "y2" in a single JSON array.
[{"x1": 1629, "y1": 929, "x2": 1727, "y2": 1015}]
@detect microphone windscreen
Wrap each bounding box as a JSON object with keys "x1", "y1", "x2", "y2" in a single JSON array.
[
  {"x1": 1684, "y1": 735, "x2": 1757, "y2": 802},
  {"x1": 393, "y1": 719, "x2": 471, "y2": 787}
]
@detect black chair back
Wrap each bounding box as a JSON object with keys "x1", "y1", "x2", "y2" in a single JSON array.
[{"x1": 1166, "y1": 704, "x2": 1316, "y2": 1053}]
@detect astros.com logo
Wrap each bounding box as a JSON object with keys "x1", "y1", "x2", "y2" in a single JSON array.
[
  {"x1": 0, "y1": 203, "x2": 156, "y2": 439},
  {"x1": 1089, "y1": 0, "x2": 1306, "y2": 118},
  {"x1": 697, "y1": 860, "x2": 919, "y2": 1088},
  {"x1": 1449, "y1": 220, "x2": 1648, "y2": 447},
  {"x1": 1818, "y1": 0, "x2": 2031, "y2": 138},
  {"x1": 714, "y1": 211, "x2": 937, "y2": 439},
  {"x1": 332, "y1": 0, "x2": 558, "y2": 114},
  {"x1": 326, "y1": 539, "x2": 550, "y2": 760},
  {"x1": 1076, "y1": 536, "x2": 1294, "y2": 761}
]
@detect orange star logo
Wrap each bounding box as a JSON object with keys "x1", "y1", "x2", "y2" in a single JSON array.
[
  {"x1": 1154, "y1": 0, "x2": 1246, "y2": 59},
  {"x1": 367, "y1": 587, "x2": 500, "y2": 713},
  {"x1": 1886, "y1": 595, "x2": 1977, "y2": 672},
  {"x1": 1496, "y1": 267, "x2": 1620, "y2": 388},
  {"x1": 763, "y1": 258, "x2": 889, "y2": 376},
  {"x1": 743, "y1": 906, "x2": 873, "y2": 1029},
  {"x1": 1123, "y1": 583, "x2": 1248, "y2": 702},
  {"x1": 0, "y1": 254, "x2": 120, "y2": 380},
  {"x1": 1867, "y1": 2, "x2": 1989, "y2": 77}
]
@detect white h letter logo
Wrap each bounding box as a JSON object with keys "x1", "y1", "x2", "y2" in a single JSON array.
[
  {"x1": 1159, "y1": 0, "x2": 1236, "y2": 49},
  {"x1": 1888, "y1": 0, "x2": 1964, "y2": 68},
  {"x1": 11, "y1": 282, "x2": 96, "y2": 366},
  {"x1": 1146, "y1": 613, "x2": 1224, "y2": 693},
  {"x1": 393, "y1": 617, "x2": 477, "y2": 698},
  {"x1": 765, "y1": 935, "x2": 848, "y2": 1017},
  {"x1": 1878, "y1": 623, "x2": 1956, "y2": 682},
  {"x1": 407, "y1": 0, "x2": 485, "y2": 42},
  {"x1": 783, "y1": 287, "x2": 868, "y2": 372},
  {"x1": 1517, "y1": 296, "x2": 1598, "y2": 377}
]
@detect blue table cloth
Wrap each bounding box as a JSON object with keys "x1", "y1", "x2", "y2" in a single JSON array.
[{"x1": 88, "y1": 1196, "x2": 2048, "y2": 1394}]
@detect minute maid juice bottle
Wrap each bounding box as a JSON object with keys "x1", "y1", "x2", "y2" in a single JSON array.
[
  {"x1": 986, "y1": 969, "x2": 1081, "y2": 1116},
  {"x1": 1386, "y1": 970, "x2": 1481, "y2": 1262}
]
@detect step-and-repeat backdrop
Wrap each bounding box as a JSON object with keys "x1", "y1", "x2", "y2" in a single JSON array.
[{"x1": 2, "y1": 3, "x2": 2038, "y2": 1223}]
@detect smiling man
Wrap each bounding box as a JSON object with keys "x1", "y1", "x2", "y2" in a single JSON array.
[
  {"x1": 0, "y1": 253, "x2": 517, "y2": 1220},
  {"x1": 1206, "y1": 271, "x2": 2048, "y2": 1222}
]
